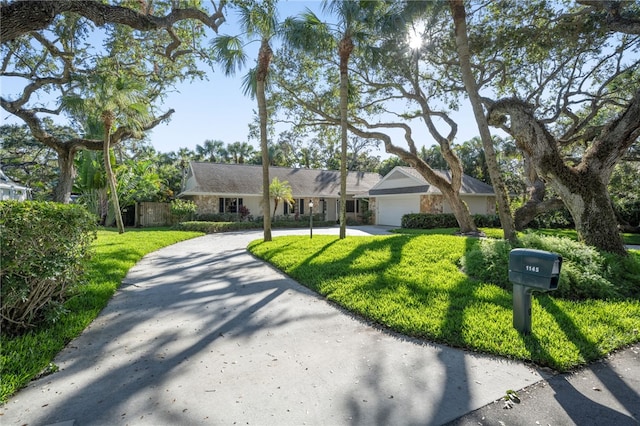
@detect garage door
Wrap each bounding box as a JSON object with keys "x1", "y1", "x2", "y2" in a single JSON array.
[{"x1": 377, "y1": 196, "x2": 420, "y2": 226}]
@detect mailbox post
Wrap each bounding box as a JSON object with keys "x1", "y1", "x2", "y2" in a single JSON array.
[{"x1": 508, "y1": 249, "x2": 562, "y2": 335}]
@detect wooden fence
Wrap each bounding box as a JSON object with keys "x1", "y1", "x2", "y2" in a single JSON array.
[{"x1": 135, "y1": 202, "x2": 172, "y2": 227}]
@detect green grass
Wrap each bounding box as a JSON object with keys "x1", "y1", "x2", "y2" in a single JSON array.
[
  {"x1": 393, "y1": 227, "x2": 506, "y2": 239},
  {"x1": 0, "y1": 228, "x2": 204, "y2": 403},
  {"x1": 248, "y1": 234, "x2": 640, "y2": 371}
]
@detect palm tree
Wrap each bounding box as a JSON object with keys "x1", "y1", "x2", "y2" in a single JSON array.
[
  {"x1": 227, "y1": 141, "x2": 255, "y2": 163},
  {"x1": 282, "y1": 1, "x2": 383, "y2": 239},
  {"x1": 63, "y1": 72, "x2": 150, "y2": 233},
  {"x1": 269, "y1": 177, "x2": 294, "y2": 219},
  {"x1": 74, "y1": 150, "x2": 109, "y2": 225},
  {"x1": 195, "y1": 139, "x2": 226, "y2": 162},
  {"x1": 212, "y1": 0, "x2": 278, "y2": 241},
  {"x1": 267, "y1": 143, "x2": 287, "y2": 166}
]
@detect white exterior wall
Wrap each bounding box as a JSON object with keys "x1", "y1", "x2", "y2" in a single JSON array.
[
  {"x1": 442, "y1": 196, "x2": 489, "y2": 215},
  {"x1": 242, "y1": 197, "x2": 264, "y2": 217},
  {"x1": 377, "y1": 194, "x2": 493, "y2": 226}
]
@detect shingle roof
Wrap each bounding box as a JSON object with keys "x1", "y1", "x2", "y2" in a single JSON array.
[
  {"x1": 369, "y1": 166, "x2": 494, "y2": 196},
  {"x1": 181, "y1": 162, "x2": 381, "y2": 197},
  {"x1": 0, "y1": 168, "x2": 27, "y2": 190}
]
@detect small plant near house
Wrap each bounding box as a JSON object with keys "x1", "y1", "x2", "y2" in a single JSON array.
[
  {"x1": 170, "y1": 199, "x2": 197, "y2": 223},
  {"x1": 269, "y1": 177, "x2": 294, "y2": 220},
  {"x1": 361, "y1": 209, "x2": 374, "y2": 225},
  {"x1": 238, "y1": 205, "x2": 251, "y2": 221}
]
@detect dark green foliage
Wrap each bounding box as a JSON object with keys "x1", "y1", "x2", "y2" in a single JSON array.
[
  {"x1": 0, "y1": 201, "x2": 97, "y2": 336},
  {"x1": 402, "y1": 213, "x2": 501, "y2": 229},
  {"x1": 528, "y1": 207, "x2": 575, "y2": 229},
  {"x1": 610, "y1": 162, "x2": 640, "y2": 227},
  {"x1": 461, "y1": 238, "x2": 512, "y2": 287},
  {"x1": 473, "y1": 214, "x2": 502, "y2": 228},
  {"x1": 176, "y1": 221, "x2": 261, "y2": 233},
  {"x1": 402, "y1": 213, "x2": 459, "y2": 229},
  {"x1": 196, "y1": 212, "x2": 248, "y2": 222},
  {"x1": 461, "y1": 233, "x2": 640, "y2": 301}
]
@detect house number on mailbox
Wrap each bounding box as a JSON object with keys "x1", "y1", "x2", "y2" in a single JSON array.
[{"x1": 525, "y1": 265, "x2": 540, "y2": 273}]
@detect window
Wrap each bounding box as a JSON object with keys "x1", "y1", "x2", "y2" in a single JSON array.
[
  {"x1": 284, "y1": 198, "x2": 304, "y2": 215},
  {"x1": 346, "y1": 200, "x2": 356, "y2": 213},
  {"x1": 219, "y1": 198, "x2": 243, "y2": 213}
]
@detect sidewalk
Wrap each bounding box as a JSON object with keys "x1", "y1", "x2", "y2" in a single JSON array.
[{"x1": 1, "y1": 227, "x2": 637, "y2": 425}]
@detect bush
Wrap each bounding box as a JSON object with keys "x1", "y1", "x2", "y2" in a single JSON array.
[
  {"x1": 473, "y1": 214, "x2": 501, "y2": 228},
  {"x1": 0, "y1": 201, "x2": 97, "y2": 336},
  {"x1": 402, "y1": 213, "x2": 459, "y2": 229},
  {"x1": 175, "y1": 221, "x2": 261, "y2": 233},
  {"x1": 529, "y1": 207, "x2": 575, "y2": 229},
  {"x1": 402, "y1": 213, "x2": 500, "y2": 229},
  {"x1": 461, "y1": 232, "x2": 640, "y2": 300},
  {"x1": 170, "y1": 199, "x2": 197, "y2": 222},
  {"x1": 196, "y1": 212, "x2": 243, "y2": 222},
  {"x1": 361, "y1": 209, "x2": 374, "y2": 225}
]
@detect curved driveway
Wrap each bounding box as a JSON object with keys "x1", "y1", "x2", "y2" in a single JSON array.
[{"x1": 1, "y1": 227, "x2": 544, "y2": 425}]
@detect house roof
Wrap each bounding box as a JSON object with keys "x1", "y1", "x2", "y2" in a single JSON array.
[
  {"x1": 179, "y1": 162, "x2": 381, "y2": 198},
  {"x1": 0, "y1": 168, "x2": 28, "y2": 190},
  {"x1": 368, "y1": 166, "x2": 494, "y2": 196}
]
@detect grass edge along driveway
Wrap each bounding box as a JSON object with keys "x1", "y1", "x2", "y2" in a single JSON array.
[
  {"x1": 0, "y1": 228, "x2": 205, "y2": 403},
  {"x1": 248, "y1": 233, "x2": 640, "y2": 372}
]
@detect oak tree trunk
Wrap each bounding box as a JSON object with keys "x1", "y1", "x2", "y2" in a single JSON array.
[
  {"x1": 413, "y1": 161, "x2": 478, "y2": 234},
  {"x1": 489, "y1": 96, "x2": 638, "y2": 255},
  {"x1": 52, "y1": 147, "x2": 77, "y2": 204},
  {"x1": 513, "y1": 154, "x2": 565, "y2": 230},
  {"x1": 552, "y1": 170, "x2": 625, "y2": 254}
]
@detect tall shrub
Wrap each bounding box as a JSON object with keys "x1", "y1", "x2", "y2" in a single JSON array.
[
  {"x1": 170, "y1": 199, "x2": 197, "y2": 223},
  {"x1": 0, "y1": 201, "x2": 97, "y2": 336}
]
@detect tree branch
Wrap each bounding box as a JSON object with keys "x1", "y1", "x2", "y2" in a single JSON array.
[
  {"x1": 575, "y1": 0, "x2": 640, "y2": 35},
  {"x1": 1, "y1": 0, "x2": 227, "y2": 44}
]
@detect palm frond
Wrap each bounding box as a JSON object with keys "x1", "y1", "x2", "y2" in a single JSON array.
[
  {"x1": 211, "y1": 35, "x2": 248, "y2": 76},
  {"x1": 241, "y1": 68, "x2": 257, "y2": 98}
]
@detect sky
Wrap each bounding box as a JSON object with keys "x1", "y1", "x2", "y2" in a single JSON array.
[
  {"x1": 1, "y1": 0, "x2": 483, "y2": 160},
  {"x1": 147, "y1": 1, "x2": 324, "y2": 155}
]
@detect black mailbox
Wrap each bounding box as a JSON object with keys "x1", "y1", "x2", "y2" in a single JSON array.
[
  {"x1": 509, "y1": 249, "x2": 562, "y2": 335},
  {"x1": 509, "y1": 248, "x2": 562, "y2": 291}
]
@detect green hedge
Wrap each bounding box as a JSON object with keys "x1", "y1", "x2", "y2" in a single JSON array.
[
  {"x1": 176, "y1": 221, "x2": 261, "y2": 233},
  {"x1": 0, "y1": 201, "x2": 97, "y2": 336},
  {"x1": 176, "y1": 219, "x2": 337, "y2": 234},
  {"x1": 402, "y1": 213, "x2": 501, "y2": 229}
]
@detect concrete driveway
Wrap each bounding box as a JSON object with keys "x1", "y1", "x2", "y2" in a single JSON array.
[{"x1": 1, "y1": 227, "x2": 548, "y2": 425}]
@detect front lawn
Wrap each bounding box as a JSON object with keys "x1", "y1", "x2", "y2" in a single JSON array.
[
  {"x1": 0, "y1": 228, "x2": 204, "y2": 403},
  {"x1": 248, "y1": 233, "x2": 640, "y2": 371}
]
